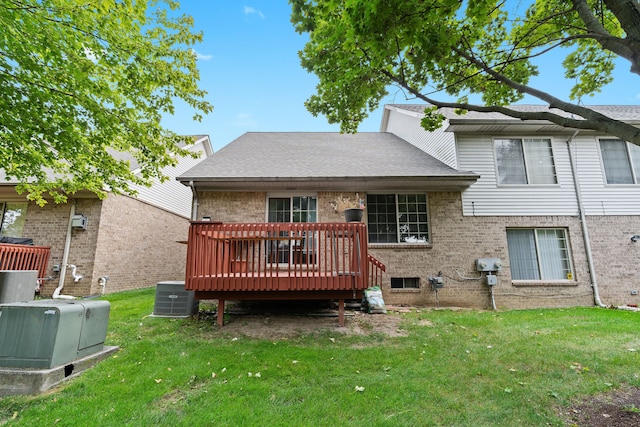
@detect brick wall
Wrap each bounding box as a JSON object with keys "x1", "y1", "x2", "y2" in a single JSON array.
[
  {"x1": 93, "y1": 194, "x2": 189, "y2": 295},
  {"x1": 196, "y1": 190, "x2": 602, "y2": 310},
  {"x1": 21, "y1": 194, "x2": 189, "y2": 297},
  {"x1": 22, "y1": 198, "x2": 102, "y2": 297},
  {"x1": 197, "y1": 191, "x2": 266, "y2": 222},
  {"x1": 584, "y1": 215, "x2": 640, "y2": 307},
  {"x1": 371, "y1": 192, "x2": 593, "y2": 309}
]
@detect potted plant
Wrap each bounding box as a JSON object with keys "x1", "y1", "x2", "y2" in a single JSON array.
[{"x1": 331, "y1": 193, "x2": 365, "y2": 222}]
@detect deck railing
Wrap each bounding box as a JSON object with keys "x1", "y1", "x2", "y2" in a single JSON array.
[
  {"x1": 0, "y1": 243, "x2": 51, "y2": 280},
  {"x1": 185, "y1": 221, "x2": 385, "y2": 295}
]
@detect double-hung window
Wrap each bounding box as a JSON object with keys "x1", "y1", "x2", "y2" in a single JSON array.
[
  {"x1": 599, "y1": 139, "x2": 640, "y2": 184},
  {"x1": 267, "y1": 196, "x2": 317, "y2": 264},
  {"x1": 0, "y1": 202, "x2": 28, "y2": 237},
  {"x1": 366, "y1": 194, "x2": 429, "y2": 244},
  {"x1": 494, "y1": 138, "x2": 557, "y2": 184},
  {"x1": 506, "y1": 228, "x2": 573, "y2": 281}
]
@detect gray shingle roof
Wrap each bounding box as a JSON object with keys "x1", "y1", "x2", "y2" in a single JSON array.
[{"x1": 178, "y1": 132, "x2": 477, "y2": 188}]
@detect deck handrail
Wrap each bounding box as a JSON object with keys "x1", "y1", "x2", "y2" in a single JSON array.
[
  {"x1": 185, "y1": 221, "x2": 383, "y2": 294},
  {"x1": 0, "y1": 243, "x2": 51, "y2": 280},
  {"x1": 367, "y1": 253, "x2": 386, "y2": 288}
]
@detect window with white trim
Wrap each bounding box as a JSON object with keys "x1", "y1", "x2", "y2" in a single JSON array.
[
  {"x1": 366, "y1": 194, "x2": 429, "y2": 243},
  {"x1": 0, "y1": 202, "x2": 28, "y2": 237},
  {"x1": 267, "y1": 196, "x2": 317, "y2": 264},
  {"x1": 494, "y1": 138, "x2": 557, "y2": 184},
  {"x1": 599, "y1": 138, "x2": 640, "y2": 184},
  {"x1": 390, "y1": 277, "x2": 420, "y2": 289},
  {"x1": 506, "y1": 228, "x2": 573, "y2": 281}
]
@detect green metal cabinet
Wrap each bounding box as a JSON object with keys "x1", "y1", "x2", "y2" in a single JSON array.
[{"x1": 0, "y1": 300, "x2": 110, "y2": 369}]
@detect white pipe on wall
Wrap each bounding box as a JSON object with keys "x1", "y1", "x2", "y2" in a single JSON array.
[{"x1": 53, "y1": 203, "x2": 77, "y2": 300}]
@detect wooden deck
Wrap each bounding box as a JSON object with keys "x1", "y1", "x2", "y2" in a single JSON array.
[{"x1": 185, "y1": 222, "x2": 386, "y2": 326}]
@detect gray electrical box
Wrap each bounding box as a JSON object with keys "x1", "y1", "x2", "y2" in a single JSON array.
[
  {"x1": 0, "y1": 270, "x2": 37, "y2": 303},
  {"x1": 153, "y1": 281, "x2": 198, "y2": 317},
  {"x1": 486, "y1": 274, "x2": 498, "y2": 286},
  {"x1": 0, "y1": 299, "x2": 110, "y2": 369},
  {"x1": 476, "y1": 258, "x2": 502, "y2": 272}
]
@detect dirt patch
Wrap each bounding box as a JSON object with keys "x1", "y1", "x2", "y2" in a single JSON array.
[
  {"x1": 559, "y1": 386, "x2": 640, "y2": 426},
  {"x1": 195, "y1": 300, "x2": 407, "y2": 340}
]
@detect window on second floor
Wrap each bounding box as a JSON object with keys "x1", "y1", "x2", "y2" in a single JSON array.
[
  {"x1": 599, "y1": 138, "x2": 640, "y2": 184},
  {"x1": 494, "y1": 138, "x2": 557, "y2": 185},
  {"x1": 0, "y1": 202, "x2": 28, "y2": 237},
  {"x1": 366, "y1": 194, "x2": 429, "y2": 244}
]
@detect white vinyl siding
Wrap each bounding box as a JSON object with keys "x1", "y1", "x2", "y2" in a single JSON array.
[
  {"x1": 130, "y1": 143, "x2": 208, "y2": 218},
  {"x1": 458, "y1": 134, "x2": 578, "y2": 216},
  {"x1": 507, "y1": 228, "x2": 573, "y2": 281},
  {"x1": 572, "y1": 135, "x2": 640, "y2": 215},
  {"x1": 383, "y1": 107, "x2": 458, "y2": 168}
]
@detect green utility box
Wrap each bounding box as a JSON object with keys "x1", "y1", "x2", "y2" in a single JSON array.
[{"x1": 0, "y1": 299, "x2": 110, "y2": 369}]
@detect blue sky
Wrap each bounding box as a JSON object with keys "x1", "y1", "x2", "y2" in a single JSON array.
[{"x1": 163, "y1": 2, "x2": 640, "y2": 152}]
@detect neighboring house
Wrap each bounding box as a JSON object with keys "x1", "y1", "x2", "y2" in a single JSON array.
[
  {"x1": 0, "y1": 135, "x2": 213, "y2": 297},
  {"x1": 382, "y1": 104, "x2": 640, "y2": 309}
]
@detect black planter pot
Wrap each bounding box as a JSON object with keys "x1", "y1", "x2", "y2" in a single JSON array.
[{"x1": 343, "y1": 208, "x2": 364, "y2": 222}]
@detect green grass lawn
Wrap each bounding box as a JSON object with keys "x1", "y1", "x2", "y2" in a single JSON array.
[{"x1": 1, "y1": 288, "x2": 639, "y2": 426}]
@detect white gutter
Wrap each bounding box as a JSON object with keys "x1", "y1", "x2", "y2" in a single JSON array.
[{"x1": 567, "y1": 131, "x2": 605, "y2": 307}]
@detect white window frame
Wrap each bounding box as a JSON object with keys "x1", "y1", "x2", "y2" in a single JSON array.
[
  {"x1": 265, "y1": 194, "x2": 318, "y2": 265},
  {"x1": 366, "y1": 193, "x2": 429, "y2": 244},
  {"x1": 598, "y1": 138, "x2": 640, "y2": 184},
  {"x1": 494, "y1": 137, "x2": 558, "y2": 185},
  {"x1": 266, "y1": 194, "x2": 318, "y2": 224},
  {"x1": 506, "y1": 228, "x2": 574, "y2": 282}
]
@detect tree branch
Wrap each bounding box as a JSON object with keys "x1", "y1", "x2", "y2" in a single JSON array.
[
  {"x1": 572, "y1": 0, "x2": 640, "y2": 74},
  {"x1": 378, "y1": 67, "x2": 640, "y2": 144}
]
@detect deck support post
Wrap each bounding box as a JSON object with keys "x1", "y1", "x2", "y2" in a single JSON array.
[
  {"x1": 338, "y1": 299, "x2": 345, "y2": 327},
  {"x1": 217, "y1": 299, "x2": 225, "y2": 326}
]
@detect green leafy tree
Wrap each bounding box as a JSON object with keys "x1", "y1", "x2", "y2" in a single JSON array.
[
  {"x1": 0, "y1": 0, "x2": 212, "y2": 205},
  {"x1": 290, "y1": 0, "x2": 640, "y2": 144}
]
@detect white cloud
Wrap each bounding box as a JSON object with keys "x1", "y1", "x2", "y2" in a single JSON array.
[
  {"x1": 233, "y1": 113, "x2": 257, "y2": 127},
  {"x1": 192, "y1": 49, "x2": 213, "y2": 61},
  {"x1": 243, "y1": 6, "x2": 265, "y2": 18}
]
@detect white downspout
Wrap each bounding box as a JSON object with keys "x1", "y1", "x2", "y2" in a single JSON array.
[
  {"x1": 53, "y1": 202, "x2": 77, "y2": 300},
  {"x1": 189, "y1": 180, "x2": 199, "y2": 221},
  {"x1": 567, "y1": 131, "x2": 605, "y2": 307}
]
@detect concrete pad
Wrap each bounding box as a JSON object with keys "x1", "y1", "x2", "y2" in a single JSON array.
[{"x1": 0, "y1": 346, "x2": 119, "y2": 397}]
